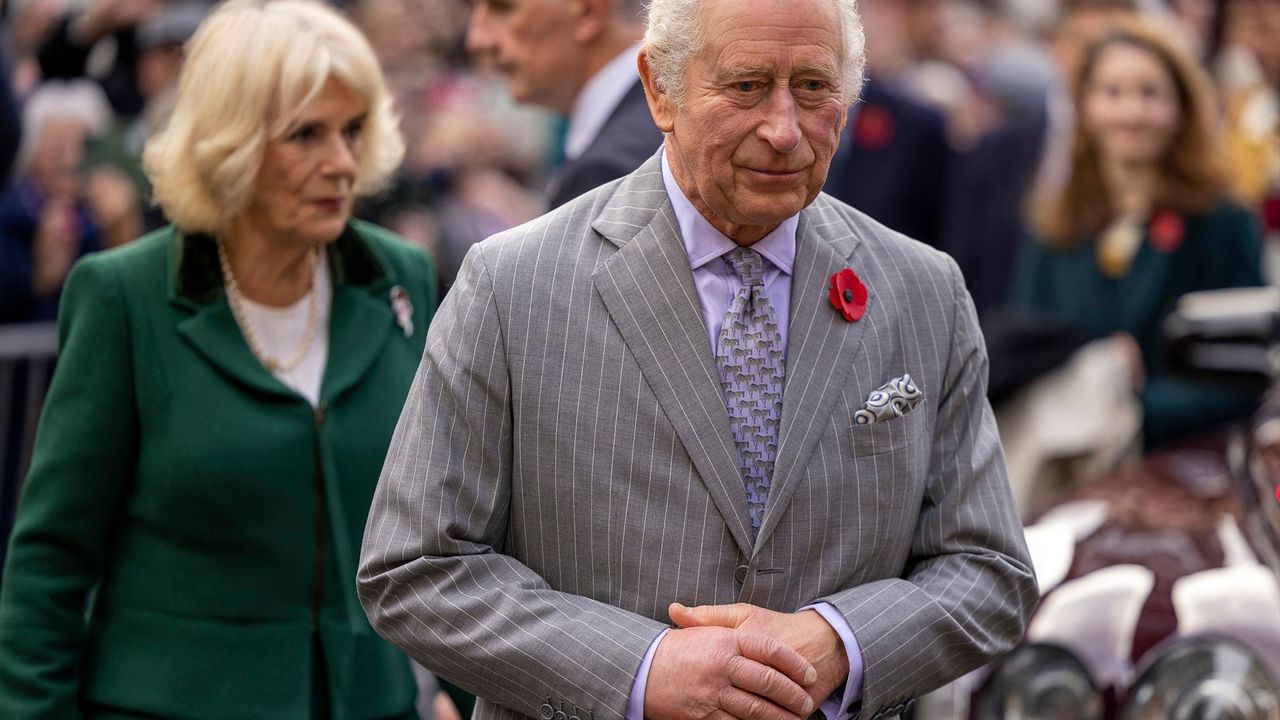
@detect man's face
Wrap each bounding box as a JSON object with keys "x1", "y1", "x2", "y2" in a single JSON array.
[
  {"x1": 644, "y1": 0, "x2": 848, "y2": 244},
  {"x1": 466, "y1": 0, "x2": 582, "y2": 112}
]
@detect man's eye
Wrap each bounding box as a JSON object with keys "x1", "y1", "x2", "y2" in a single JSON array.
[
  {"x1": 799, "y1": 80, "x2": 827, "y2": 92},
  {"x1": 342, "y1": 121, "x2": 364, "y2": 141},
  {"x1": 734, "y1": 81, "x2": 760, "y2": 93}
]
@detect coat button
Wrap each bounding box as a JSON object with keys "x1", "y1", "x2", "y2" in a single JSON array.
[{"x1": 734, "y1": 565, "x2": 749, "y2": 583}]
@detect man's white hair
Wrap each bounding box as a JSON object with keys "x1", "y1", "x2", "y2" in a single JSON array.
[{"x1": 644, "y1": 0, "x2": 866, "y2": 107}]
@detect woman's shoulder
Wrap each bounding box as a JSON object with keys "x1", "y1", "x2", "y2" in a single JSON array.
[{"x1": 68, "y1": 226, "x2": 178, "y2": 287}]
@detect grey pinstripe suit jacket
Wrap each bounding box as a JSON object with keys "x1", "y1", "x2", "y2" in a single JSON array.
[{"x1": 358, "y1": 153, "x2": 1037, "y2": 720}]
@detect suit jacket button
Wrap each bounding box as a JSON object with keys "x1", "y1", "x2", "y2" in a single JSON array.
[{"x1": 734, "y1": 565, "x2": 749, "y2": 583}]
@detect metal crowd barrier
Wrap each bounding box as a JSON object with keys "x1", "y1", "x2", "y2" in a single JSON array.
[{"x1": 0, "y1": 322, "x2": 58, "y2": 573}]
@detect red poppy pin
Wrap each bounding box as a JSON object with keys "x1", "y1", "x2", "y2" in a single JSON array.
[
  {"x1": 829, "y1": 268, "x2": 867, "y2": 322},
  {"x1": 1148, "y1": 210, "x2": 1185, "y2": 253},
  {"x1": 854, "y1": 105, "x2": 895, "y2": 150}
]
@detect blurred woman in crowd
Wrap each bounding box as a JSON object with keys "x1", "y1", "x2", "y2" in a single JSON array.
[
  {"x1": 1010, "y1": 19, "x2": 1265, "y2": 449},
  {"x1": 0, "y1": 1, "x2": 446, "y2": 717}
]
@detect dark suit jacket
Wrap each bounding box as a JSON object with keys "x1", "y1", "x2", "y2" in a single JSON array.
[
  {"x1": 547, "y1": 80, "x2": 663, "y2": 209},
  {"x1": 0, "y1": 51, "x2": 19, "y2": 189},
  {"x1": 822, "y1": 80, "x2": 951, "y2": 248},
  {"x1": 941, "y1": 111, "x2": 1048, "y2": 314},
  {"x1": 0, "y1": 221, "x2": 436, "y2": 719}
]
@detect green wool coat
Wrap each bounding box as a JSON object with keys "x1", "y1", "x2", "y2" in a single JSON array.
[
  {"x1": 1009, "y1": 199, "x2": 1265, "y2": 447},
  {"x1": 0, "y1": 220, "x2": 438, "y2": 719}
]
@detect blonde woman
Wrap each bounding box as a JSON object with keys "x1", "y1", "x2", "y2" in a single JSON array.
[{"x1": 0, "y1": 1, "x2": 443, "y2": 717}]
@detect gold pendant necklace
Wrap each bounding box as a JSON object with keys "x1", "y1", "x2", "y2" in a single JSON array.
[
  {"x1": 217, "y1": 240, "x2": 319, "y2": 373},
  {"x1": 1097, "y1": 213, "x2": 1144, "y2": 279}
]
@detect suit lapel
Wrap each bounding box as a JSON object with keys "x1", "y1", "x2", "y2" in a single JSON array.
[
  {"x1": 756, "y1": 198, "x2": 866, "y2": 548},
  {"x1": 591, "y1": 160, "x2": 756, "y2": 557}
]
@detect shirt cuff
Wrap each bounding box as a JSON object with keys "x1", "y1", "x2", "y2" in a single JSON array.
[
  {"x1": 805, "y1": 602, "x2": 864, "y2": 720},
  {"x1": 627, "y1": 628, "x2": 671, "y2": 720}
]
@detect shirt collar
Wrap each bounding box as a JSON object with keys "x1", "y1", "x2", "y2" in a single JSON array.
[
  {"x1": 565, "y1": 42, "x2": 644, "y2": 160},
  {"x1": 660, "y1": 149, "x2": 797, "y2": 276}
]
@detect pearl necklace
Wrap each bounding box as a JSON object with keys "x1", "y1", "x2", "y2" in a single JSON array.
[{"x1": 217, "y1": 239, "x2": 319, "y2": 373}]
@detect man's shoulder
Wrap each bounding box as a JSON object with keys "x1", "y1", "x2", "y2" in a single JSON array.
[
  {"x1": 479, "y1": 161, "x2": 663, "y2": 260},
  {"x1": 552, "y1": 83, "x2": 662, "y2": 207},
  {"x1": 583, "y1": 81, "x2": 663, "y2": 160}
]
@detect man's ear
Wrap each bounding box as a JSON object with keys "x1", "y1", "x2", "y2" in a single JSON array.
[
  {"x1": 569, "y1": 0, "x2": 609, "y2": 44},
  {"x1": 638, "y1": 47, "x2": 676, "y2": 133}
]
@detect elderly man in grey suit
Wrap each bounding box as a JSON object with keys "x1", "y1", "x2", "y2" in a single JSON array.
[{"x1": 359, "y1": 0, "x2": 1037, "y2": 718}]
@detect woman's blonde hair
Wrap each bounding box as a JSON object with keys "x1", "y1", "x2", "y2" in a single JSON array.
[
  {"x1": 144, "y1": 0, "x2": 405, "y2": 234},
  {"x1": 1030, "y1": 18, "x2": 1227, "y2": 247}
]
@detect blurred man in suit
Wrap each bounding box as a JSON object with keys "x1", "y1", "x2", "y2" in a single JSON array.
[
  {"x1": 361, "y1": 0, "x2": 1036, "y2": 719},
  {"x1": 821, "y1": 0, "x2": 952, "y2": 248},
  {"x1": 467, "y1": 0, "x2": 662, "y2": 208},
  {"x1": 823, "y1": 80, "x2": 951, "y2": 248}
]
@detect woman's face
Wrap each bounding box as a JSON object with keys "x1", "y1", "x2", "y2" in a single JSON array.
[
  {"x1": 236, "y1": 78, "x2": 367, "y2": 248},
  {"x1": 1082, "y1": 43, "x2": 1183, "y2": 169}
]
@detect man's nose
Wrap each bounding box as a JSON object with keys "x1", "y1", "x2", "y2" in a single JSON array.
[
  {"x1": 759, "y1": 87, "x2": 803, "y2": 153},
  {"x1": 466, "y1": 4, "x2": 496, "y2": 56}
]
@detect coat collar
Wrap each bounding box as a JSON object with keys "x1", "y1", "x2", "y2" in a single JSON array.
[
  {"x1": 170, "y1": 222, "x2": 399, "y2": 406},
  {"x1": 592, "y1": 153, "x2": 868, "y2": 555},
  {"x1": 169, "y1": 223, "x2": 392, "y2": 309}
]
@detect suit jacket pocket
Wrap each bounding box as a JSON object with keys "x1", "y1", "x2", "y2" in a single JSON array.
[{"x1": 848, "y1": 399, "x2": 928, "y2": 457}]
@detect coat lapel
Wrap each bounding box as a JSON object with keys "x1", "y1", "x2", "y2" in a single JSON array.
[
  {"x1": 320, "y1": 226, "x2": 395, "y2": 405},
  {"x1": 756, "y1": 197, "x2": 867, "y2": 548},
  {"x1": 591, "y1": 160, "x2": 756, "y2": 557},
  {"x1": 1116, "y1": 225, "x2": 1180, "y2": 332},
  {"x1": 171, "y1": 232, "x2": 298, "y2": 399}
]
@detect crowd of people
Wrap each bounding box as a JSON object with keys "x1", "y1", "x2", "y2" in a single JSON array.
[
  {"x1": 0, "y1": 0, "x2": 1277, "y2": 718},
  {"x1": 1, "y1": 0, "x2": 1276, "y2": 427}
]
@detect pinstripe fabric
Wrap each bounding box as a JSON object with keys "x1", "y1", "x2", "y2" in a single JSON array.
[{"x1": 358, "y1": 153, "x2": 1037, "y2": 720}]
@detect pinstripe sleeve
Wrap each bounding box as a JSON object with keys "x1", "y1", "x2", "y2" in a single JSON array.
[
  {"x1": 357, "y1": 243, "x2": 666, "y2": 720},
  {"x1": 819, "y1": 256, "x2": 1038, "y2": 718}
]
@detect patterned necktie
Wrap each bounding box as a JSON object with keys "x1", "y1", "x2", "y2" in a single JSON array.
[{"x1": 715, "y1": 247, "x2": 786, "y2": 536}]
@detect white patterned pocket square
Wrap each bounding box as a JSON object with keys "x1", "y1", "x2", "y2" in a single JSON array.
[{"x1": 854, "y1": 373, "x2": 923, "y2": 424}]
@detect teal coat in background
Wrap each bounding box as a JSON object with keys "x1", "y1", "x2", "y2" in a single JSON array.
[
  {"x1": 0, "y1": 220, "x2": 438, "y2": 719},
  {"x1": 1009, "y1": 200, "x2": 1265, "y2": 447}
]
